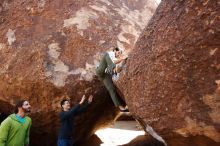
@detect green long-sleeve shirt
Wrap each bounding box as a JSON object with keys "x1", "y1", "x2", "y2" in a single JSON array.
[{"x1": 0, "y1": 114, "x2": 31, "y2": 146}]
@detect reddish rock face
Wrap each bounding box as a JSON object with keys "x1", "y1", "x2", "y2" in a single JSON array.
[
  {"x1": 122, "y1": 135, "x2": 220, "y2": 146},
  {"x1": 0, "y1": 0, "x2": 157, "y2": 145},
  {"x1": 116, "y1": 0, "x2": 220, "y2": 145}
]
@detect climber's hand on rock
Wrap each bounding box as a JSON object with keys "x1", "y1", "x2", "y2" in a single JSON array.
[{"x1": 122, "y1": 56, "x2": 128, "y2": 60}]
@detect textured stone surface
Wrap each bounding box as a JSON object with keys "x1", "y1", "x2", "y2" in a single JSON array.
[
  {"x1": 116, "y1": 0, "x2": 220, "y2": 145},
  {"x1": 122, "y1": 135, "x2": 164, "y2": 146},
  {"x1": 0, "y1": 0, "x2": 157, "y2": 145},
  {"x1": 122, "y1": 135, "x2": 220, "y2": 146}
]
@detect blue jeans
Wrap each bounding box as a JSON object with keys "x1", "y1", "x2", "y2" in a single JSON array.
[{"x1": 57, "y1": 139, "x2": 73, "y2": 146}]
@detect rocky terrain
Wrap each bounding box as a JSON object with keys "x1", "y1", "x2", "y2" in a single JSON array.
[
  {"x1": 0, "y1": 0, "x2": 157, "y2": 145},
  {"x1": 116, "y1": 0, "x2": 220, "y2": 145}
]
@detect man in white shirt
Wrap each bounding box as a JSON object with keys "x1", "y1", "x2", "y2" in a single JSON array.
[{"x1": 96, "y1": 47, "x2": 127, "y2": 111}]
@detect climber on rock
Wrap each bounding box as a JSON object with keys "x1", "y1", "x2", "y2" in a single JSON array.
[
  {"x1": 96, "y1": 47, "x2": 128, "y2": 112},
  {"x1": 57, "y1": 94, "x2": 93, "y2": 146}
]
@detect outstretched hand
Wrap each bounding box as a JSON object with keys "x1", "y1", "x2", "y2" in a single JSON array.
[
  {"x1": 88, "y1": 95, "x2": 93, "y2": 104},
  {"x1": 79, "y1": 95, "x2": 86, "y2": 105}
]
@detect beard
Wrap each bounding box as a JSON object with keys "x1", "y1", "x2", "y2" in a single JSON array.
[{"x1": 22, "y1": 107, "x2": 31, "y2": 113}]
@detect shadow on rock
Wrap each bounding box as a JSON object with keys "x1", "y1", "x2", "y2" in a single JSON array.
[
  {"x1": 121, "y1": 135, "x2": 165, "y2": 146},
  {"x1": 75, "y1": 134, "x2": 103, "y2": 146}
]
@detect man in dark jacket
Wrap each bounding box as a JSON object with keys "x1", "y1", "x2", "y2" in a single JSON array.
[{"x1": 57, "y1": 95, "x2": 93, "y2": 146}]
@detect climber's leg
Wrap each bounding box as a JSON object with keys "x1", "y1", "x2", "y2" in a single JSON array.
[{"x1": 102, "y1": 74, "x2": 121, "y2": 107}]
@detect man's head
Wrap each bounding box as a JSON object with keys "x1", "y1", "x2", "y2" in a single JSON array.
[
  {"x1": 15, "y1": 100, "x2": 31, "y2": 114},
  {"x1": 60, "y1": 99, "x2": 71, "y2": 111},
  {"x1": 113, "y1": 47, "x2": 122, "y2": 58}
]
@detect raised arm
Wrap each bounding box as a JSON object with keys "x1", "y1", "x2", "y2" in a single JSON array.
[
  {"x1": 60, "y1": 104, "x2": 81, "y2": 120},
  {"x1": 60, "y1": 95, "x2": 87, "y2": 120},
  {"x1": 76, "y1": 95, "x2": 93, "y2": 114},
  {"x1": 113, "y1": 56, "x2": 127, "y2": 64}
]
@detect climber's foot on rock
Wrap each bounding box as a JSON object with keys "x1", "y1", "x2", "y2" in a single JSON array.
[{"x1": 119, "y1": 105, "x2": 129, "y2": 112}]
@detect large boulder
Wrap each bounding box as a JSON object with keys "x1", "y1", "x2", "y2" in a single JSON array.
[
  {"x1": 116, "y1": 0, "x2": 220, "y2": 145},
  {"x1": 0, "y1": 0, "x2": 158, "y2": 145}
]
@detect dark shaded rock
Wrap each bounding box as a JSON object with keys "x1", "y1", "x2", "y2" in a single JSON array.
[
  {"x1": 116, "y1": 0, "x2": 220, "y2": 145},
  {"x1": 76, "y1": 134, "x2": 103, "y2": 146},
  {"x1": 116, "y1": 112, "x2": 134, "y2": 121},
  {"x1": 0, "y1": 113, "x2": 8, "y2": 124},
  {"x1": 122, "y1": 134, "x2": 220, "y2": 146}
]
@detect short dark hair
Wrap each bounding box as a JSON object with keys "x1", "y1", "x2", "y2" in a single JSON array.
[
  {"x1": 113, "y1": 47, "x2": 120, "y2": 52},
  {"x1": 60, "y1": 99, "x2": 69, "y2": 109},
  {"x1": 14, "y1": 100, "x2": 26, "y2": 114}
]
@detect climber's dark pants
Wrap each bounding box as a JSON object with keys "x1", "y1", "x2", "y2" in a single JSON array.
[{"x1": 96, "y1": 53, "x2": 121, "y2": 107}]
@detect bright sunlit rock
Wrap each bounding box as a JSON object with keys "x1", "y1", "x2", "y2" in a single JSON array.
[
  {"x1": 156, "y1": 0, "x2": 161, "y2": 4},
  {"x1": 95, "y1": 121, "x2": 145, "y2": 146}
]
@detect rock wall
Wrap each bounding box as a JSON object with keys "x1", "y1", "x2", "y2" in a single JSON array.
[
  {"x1": 0, "y1": 0, "x2": 158, "y2": 145},
  {"x1": 116, "y1": 0, "x2": 220, "y2": 145}
]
